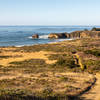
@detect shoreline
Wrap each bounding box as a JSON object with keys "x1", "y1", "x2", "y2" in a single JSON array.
[
  {"x1": 1, "y1": 27, "x2": 100, "y2": 48},
  {"x1": 0, "y1": 38, "x2": 74, "y2": 48}
]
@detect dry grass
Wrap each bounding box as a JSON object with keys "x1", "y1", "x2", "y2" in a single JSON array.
[
  {"x1": 0, "y1": 50, "x2": 57, "y2": 66},
  {"x1": 0, "y1": 70, "x2": 95, "y2": 96},
  {"x1": 0, "y1": 38, "x2": 100, "y2": 99}
]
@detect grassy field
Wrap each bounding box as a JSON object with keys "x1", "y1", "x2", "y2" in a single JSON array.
[{"x1": 0, "y1": 38, "x2": 100, "y2": 100}]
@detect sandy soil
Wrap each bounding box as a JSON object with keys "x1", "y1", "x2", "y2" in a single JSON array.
[
  {"x1": 0, "y1": 50, "x2": 57, "y2": 66},
  {"x1": 80, "y1": 73, "x2": 100, "y2": 100}
]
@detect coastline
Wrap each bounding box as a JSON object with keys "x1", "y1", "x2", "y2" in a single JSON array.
[
  {"x1": 0, "y1": 38, "x2": 74, "y2": 48},
  {"x1": 0, "y1": 37, "x2": 100, "y2": 99},
  {"x1": 0, "y1": 25, "x2": 93, "y2": 47}
]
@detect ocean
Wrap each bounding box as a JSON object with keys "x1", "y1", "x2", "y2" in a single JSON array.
[{"x1": 0, "y1": 26, "x2": 96, "y2": 47}]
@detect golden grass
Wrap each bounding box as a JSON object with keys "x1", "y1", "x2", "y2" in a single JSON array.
[
  {"x1": 0, "y1": 50, "x2": 57, "y2": 66},
  {"x1": 0, "y1": 38, "x2": 100, "y2": 99},
  {"x1": 0, "y1": 70, "x2": 95, "y2": 96}
]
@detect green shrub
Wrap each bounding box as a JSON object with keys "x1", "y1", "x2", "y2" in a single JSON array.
[
  {"x1": 0, "y1": 56, "x2": 11, "y2": 59},
  {"x1": 60, "y1": 76, "x2": 69, "y2": 82},
  {"x1": 84, "y1": 60, "x2": 100, "y2": 72},
  {"x1": 9, "y1": 59, "x2": 46, "y2": 69},
  {"x1": 0, "y1": 89, "x2": 33, "y2": 100},
  {"x1": 84, "y1": 49, "x2": 100, "y2": 57},
  {"x1": 55, "y1": 57, "x2": 76, "y2": 68}
]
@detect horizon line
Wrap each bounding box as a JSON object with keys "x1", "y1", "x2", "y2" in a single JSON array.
[{"x1": 0, "y1": 25, "x2": 99, "y2": 27}]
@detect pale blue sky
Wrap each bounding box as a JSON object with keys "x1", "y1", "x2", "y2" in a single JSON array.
[{"x1": 0, "y1": 0, "x2": 100, "y2": 25}]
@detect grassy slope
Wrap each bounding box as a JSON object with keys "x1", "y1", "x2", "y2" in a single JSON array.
[{"x1": 0, "y1": 38, "x2": 100, "y2": 100}]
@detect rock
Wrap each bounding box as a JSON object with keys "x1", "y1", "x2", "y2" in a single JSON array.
[
  {"x1": 80, "y1": 31, "x2": 100, "y2": 38},
  {"x1": 48, "y1": 29, "x2": 100, "y2": 39},
  {"x1": 48, "y1": 33, "x2": 69, "y2": 39},
  {"x1": 80, "y1": 31, "x2": 90, "y2": 38},
  {"x1": 69, "y1": 30, "x2": 100, "y2": 38},
  {"x1": 48, "y1": 33, "x2": 59, "y2": 39},
  {"x1": 65, "y1": 33, "x2": 70, "y2": 38},
  {"x1": 70, "y1": 31, "x2": 83, "y2": 38},
  {"x1": 91, "y1": 27, "x2": 100, "y2": 31},
  {"x1": 32, "y1": 34, "x2": 39, "y2": 39}
]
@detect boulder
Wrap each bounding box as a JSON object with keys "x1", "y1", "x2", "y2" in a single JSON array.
[
  {"x1": 32, "y1": 34, "x2": 39, "y2": 39},
  {"x1": 48, "y1": 33, "x2": 59, "y2": 39},
  {"x1": 48, "y1": 33, "x2": 69, "y2": 39}
]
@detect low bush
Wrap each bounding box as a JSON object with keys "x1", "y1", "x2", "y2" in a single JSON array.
[
  {"x1": 54, "y1": 57, "x2": 76, "y2": 68},
  {"x1": 0, "y1": 88, "x2": 71, "y2": 100},
  {"x1": 84, "y1": 49, "x2": 100, "y2": 57},
  {"x1": 84, "y1": 60, "x2": 100, "y2": 72}
]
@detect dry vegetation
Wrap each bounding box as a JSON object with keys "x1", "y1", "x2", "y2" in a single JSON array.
[{"x1": 0, "y1": 38, "x2": 100, "y2": 100}]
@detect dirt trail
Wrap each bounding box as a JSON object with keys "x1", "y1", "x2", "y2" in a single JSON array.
[{"x1": 80, "y1": 73, "x2": 100, "y2": 100}]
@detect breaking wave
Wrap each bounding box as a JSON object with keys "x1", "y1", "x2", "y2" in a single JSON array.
[{"x1": 28, "y1": 35, "x2": 48, "y2": 39}]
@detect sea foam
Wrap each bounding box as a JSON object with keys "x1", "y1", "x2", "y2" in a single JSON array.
[
  {"x1": 28, "y1": 35, "x2": 48, "y2": 39},
  {"x1": 39, "y1": 35, "x2": 48, "y2": 39}
]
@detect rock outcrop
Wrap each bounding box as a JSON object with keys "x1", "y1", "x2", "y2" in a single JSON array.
[
  {"x1": 70, "y1": 31, "x2": 83, "y2": 38},
  {"x1": 32, "y1": 34, "x2": 39, "y2": 39},
  {"x1": 31, "y1": 27, "x2": 100, "y2": 39},
  {"x1": 48, "y1": 30, "x2": 100, "y2": 39},
  {"x1": 80, "y1": 31, "x2": 100, "y2": 38},
  {"x1": 48, "y1": 33, "x2": 59, "y2": 39},
  {"x1": 48, "y1": 33, "x2": 69, "y2": 39},
  {"x1": 91, "y1": 27, "x2": 100, "y2": 31}
]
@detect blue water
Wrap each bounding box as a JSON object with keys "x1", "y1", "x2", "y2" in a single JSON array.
[{"x1": 0, "y1": 26, "x2": 96, "y2": 47}]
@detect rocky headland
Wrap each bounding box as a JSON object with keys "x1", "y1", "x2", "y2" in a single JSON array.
[
  {"x1": 48, "y1": 28, "x2": 100, "y2": 39},
  {"x1": 32, "y1": 28, "x2": 100, "y2": 39}
]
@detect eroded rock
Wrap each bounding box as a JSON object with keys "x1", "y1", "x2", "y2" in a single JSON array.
[{"x1": 32, "y1": 34, "x2": 39, "y2": 39}]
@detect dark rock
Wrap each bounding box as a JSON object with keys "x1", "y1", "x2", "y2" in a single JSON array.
[
  {"x1": 65, "y1": 33, "x2": 70, "y2": 38},
  {"x1": 48, "y1": 29, "x2": 100, "y2": 39},
  {"x1": 32, "y1": 34, "x2": 39, "y2": 39},
  {"x1": 48, "y1": 33, "x2": 59, "y2": 39},
  {"x1": 48, "y1": 33, "x2": 69, "y2": 39},
  {"x1": 91, "y1": 27, "x2": 100, "y2": 31}
]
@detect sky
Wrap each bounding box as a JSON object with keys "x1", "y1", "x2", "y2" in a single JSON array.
[{"x1": 0, "y1": 0, "x2": 100, "y2": 25}]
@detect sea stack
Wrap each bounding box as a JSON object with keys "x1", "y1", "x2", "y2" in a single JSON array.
[{"x1": 32, "y1": 34, "x2": 39, "y2": 39}]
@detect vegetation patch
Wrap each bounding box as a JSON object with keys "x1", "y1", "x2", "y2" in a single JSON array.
[
  {"x1": 0, "y1": 55, "x2": 11, "y2": 59},
  {"x1": 0, "y1": 38, "x2": 100, "y2": 99},
  {"x1": 84, "y1": 49, "x2": 100, "y2": 57},
  {"x1": 84, "y1": 59, "x2": 100, "y2": 72},
  {"x1": 48, "y1": 53, "x2": 79, "y2": 69},
  {"x1": 53, "y1": 56, "x2": 77, "y2": 68},
  {"x1": 9, "y1": 59, "x2": 46, "y2": 67}
]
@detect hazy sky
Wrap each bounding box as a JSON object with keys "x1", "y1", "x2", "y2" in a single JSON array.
[{"x1": 0, "y1": 0, "x2": 100, "y2": 25}]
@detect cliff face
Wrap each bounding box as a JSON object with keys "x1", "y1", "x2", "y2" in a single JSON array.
[{"x1": 48, "y1": 30, "x2": 100, "y2": 39}]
